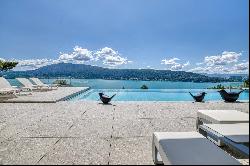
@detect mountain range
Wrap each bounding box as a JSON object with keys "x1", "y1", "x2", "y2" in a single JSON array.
[{"x1": 2, "y1": 63, "x2": 238, "y2": 82}]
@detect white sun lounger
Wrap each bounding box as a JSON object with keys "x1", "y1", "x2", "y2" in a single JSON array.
[
  {"x1": 152, "y1": 132, "x2": 241, "y2": 165},
  {"x1": 16, "y1": 78, "x2": 50, "y2": 91},
  {"x1": 199, "y1": 123, "x2": 249, "y2": 158},
  {"x1": 0, "y1": 77, "x2": 19, "y2": 92},
  {"x1": 0, "y1": 90, "x2": 17, "y2": 100},
  {"x1": 0, "y1": 77, "x2": 18, "y2": 100},
  {"x1": 197, "y1": 110, "x2": 249, "y2": 129},
  {"x1": 30, "y1": 77, "x2": 58, "y2": 90},
  {"x1": 0, "y1": 77, "x2": 32, "y2": 99}
]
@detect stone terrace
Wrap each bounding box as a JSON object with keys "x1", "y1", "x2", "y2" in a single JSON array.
[{"x1": 0, "y1": 101, "x2": 249, "y2": 165}]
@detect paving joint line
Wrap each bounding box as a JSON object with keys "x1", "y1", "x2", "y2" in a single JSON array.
[
  {"x1": 36, "y1": 137, "x2": 62, "y2": 164},
  {"x1": 37, "y1": 153, "x2": 47, "y2": 164},
  {"x1": 107, "y1": 107, "x2": 115, "y2": 165}
]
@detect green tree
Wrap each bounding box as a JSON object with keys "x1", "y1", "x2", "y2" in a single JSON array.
[
  {"x1": 0, "y1": 60, "x2": 18, "y2": 71},
  {"x1": 243, "y1": 79, "x2": 249, "y2": 88}
]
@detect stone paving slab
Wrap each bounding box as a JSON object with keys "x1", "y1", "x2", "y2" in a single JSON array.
[
  {"x1": 0, "y1": 104, "x2": 85, "y2": 139},
  {"x1": 81, "y1": 103, "x2": 115, "y2": 120},
  {"x1": 0, "y1": 138, "x2": 59, "y2": 165},
  {"x1": 112, "y1": 119, "x2": 154, "y2": 138},
  {"x1": 109, "y1": 137, "x2": 153, "y2": 165},
  {"x1": 65, "y1": 119, "x2": 113, "y2": 138},
  {"x1": 151, "y1": 118, "x2": 196, "y2": 132},
  {"x1": 0, "y1": 119, "x2": 72, "y2": 139},
  {"x1": 38, "y1": 138, "x2": 110, "y2": 165}
]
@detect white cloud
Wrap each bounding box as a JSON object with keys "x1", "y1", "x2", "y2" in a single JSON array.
[
  {"x1": 161, "y1": 58, "x2": 189, "y2": 71},
  {"x1": 15, "y1": 58, "x2": 60, "y2": 71},
  {"x1": 189, "y1": 51, "x2": 248, "y2": 74},
  {"x1": 188, "y1": 67, "x2": 207, "y2": 73},
  {"x1": 170, "y1": 64, "x2": 182, "y2": 70},
  {"x1": 233, "y1": 62, "x2": 249, "y2": 73},
  {"x1": 196, "y1": 62, "x2": 203, "y2": 66},
  {"x1": 95, "y1": 47, "x2": 131, "y2": 66},
  {"x1": 103, "y1": 55, "x2": 129, "y2": 66},
  {"x1": 59, "y1": 46, "x2": 94, "y2": 62},
  {"x1": 11, "y1": 46, "x2": 132, "y2": 70},
  {"x1": 188, "y1": 66, "x2": 229, "y2": 74},
  {"x1": 184, "y1": 61, "x2": 190, "y2": 67},
  {"x1": 95, "y1": 47, "x2": 117, "y2": 60},
  {"x1": 145, "y1": 65, "x2": 155, "y2": 69},
  {"x1": 204, "y1": 51, "x2": 241, "y2": 66},
  {"x1": 189, "y1": 62, "x2": 249, "y2": 74},
  {"x1": 161, "y1": 58, "x2": 180, "y2": 65}
]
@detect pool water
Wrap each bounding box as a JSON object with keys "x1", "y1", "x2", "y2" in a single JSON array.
[{"x1": 70, "y1": 89, "x2": 249, "y2": 101}]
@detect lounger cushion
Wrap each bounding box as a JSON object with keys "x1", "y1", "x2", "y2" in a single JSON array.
[
  {"x1": 202, "y1": 123, "x2": 249, "y2": 143},
  {"x1": 198, "y1": 110, "x2": 249, "y2": 124},
  {"x1": 153, "y1": 132, "x2": 240, "y2": 165}
]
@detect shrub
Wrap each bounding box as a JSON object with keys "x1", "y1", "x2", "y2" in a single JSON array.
[
  {"x1": 53, "y1": 79, "x2": 68, "y2": 86},
  {"x1": 243, "y1": 79, "x2": 249, "y2": 88},
  {"x1": 140, "y1": 84, "x2": 148, "y2": 89}
]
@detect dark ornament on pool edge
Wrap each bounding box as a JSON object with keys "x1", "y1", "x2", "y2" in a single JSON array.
[
  {"x1": 189, "y1": 92, "x2": 206, "y2": 102},
  {"x1": 218, "y1": 89, "x2": 244, "y2": 102},
  {"x1": 99, "y1": 93, "x2": 116, "y2": 104}
]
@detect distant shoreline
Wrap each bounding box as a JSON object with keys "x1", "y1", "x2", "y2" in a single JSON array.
[
  {"x1": 6, "y1": 77, "x2": 245, "y2": 83},
  {"x1": 5, "y1": 77, "x2": 246, "y2": 83}
]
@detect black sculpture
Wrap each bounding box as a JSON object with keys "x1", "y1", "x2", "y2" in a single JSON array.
[
  {"x1": 189, "y1": 92, "x2": 207, "y2": 102},
  {"x1": 99, "y1": 92, "x2": 116, "y2": 104},
  {"x1": 218, "y1": 89, "x2": 244, "y2": 102}
]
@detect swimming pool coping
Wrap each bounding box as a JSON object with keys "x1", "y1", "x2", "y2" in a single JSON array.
[{"x1": 60, "y1": 87, "x2": 91, "y2": 101}]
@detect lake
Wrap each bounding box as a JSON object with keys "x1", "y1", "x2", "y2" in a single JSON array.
[{"x1": 8, "y1": 78, "x2": 245, "y2": 89}]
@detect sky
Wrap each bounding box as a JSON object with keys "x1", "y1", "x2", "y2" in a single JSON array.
[{"x1": 0, "y1": 0, "x2": 249, "y2": 74}]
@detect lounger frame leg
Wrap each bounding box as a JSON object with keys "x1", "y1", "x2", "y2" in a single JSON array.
[
  {"x1": 196, "y1": 118, "x2": 212, "y2": 130},
  {"x1": 152, "y1": 144, "x2": 163, "y2": 165},
  {"x1": 198, "y1": 125, "x2": 224, "y2": 146}
]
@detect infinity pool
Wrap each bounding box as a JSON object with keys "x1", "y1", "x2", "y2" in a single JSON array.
[{"x1": 70, "y1": 89, "x2": 249, "y2": 101}]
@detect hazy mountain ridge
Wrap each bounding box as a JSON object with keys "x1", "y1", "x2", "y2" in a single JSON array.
[{"x1": 3, "y1": 63, "x2": 237, "y2": 82}]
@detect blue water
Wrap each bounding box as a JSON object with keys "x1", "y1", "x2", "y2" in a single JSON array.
[
  {"x1": 70, "y1": 89, "x2": 249, "y2": 101},
  {"x1": 7, "y1": 78, "x2": 248, "y2": 101},
  {"x1": 8, "y1": 78, "x2": 245, "y2": 89}
]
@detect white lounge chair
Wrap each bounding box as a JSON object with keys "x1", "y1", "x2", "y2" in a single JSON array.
[
  {"x1": 199, "y1": 123, "x2": 249, "y2": 158},
  {"x1": 16, "y1": 78, "x2": 50, "y2": 91},
  {"x1": 0, "y1": 89, "x2": 17, "y2": 100},
  {"x1": 0, "y1": 77, "x2": 19, "y2": 100},
  {"x1": 197, "y1": 110, "x2": 249, "y2": 129},
  {"x1": 0, "y1": 77, "x2": 19, "y2": 91},
  {"x1": 152, "y1": 132, "x2": 241, "y2": 165},
  {"x1": 30, "y1": 77, "x2": 58, "y2": 90},
  {"x1": 0, "y1": 77, "x2": 32, "y2": 99}
]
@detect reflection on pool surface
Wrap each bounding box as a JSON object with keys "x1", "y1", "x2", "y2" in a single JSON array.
[{"x1": 70, "y1": 89, "x2": 249, "y2": 101}]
